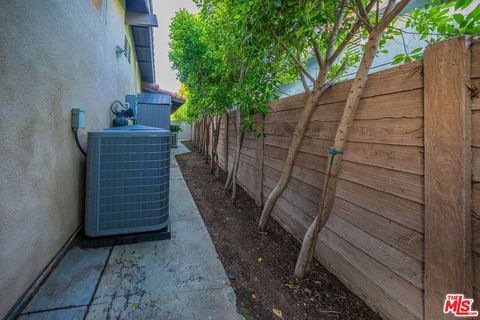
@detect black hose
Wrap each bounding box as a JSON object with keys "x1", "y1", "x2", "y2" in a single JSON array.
[
  {"x1": 73, "y1": 128, "x2": 87, "y2": 157},
  {"x1": 110, "y1": 100, "x2": 127, "y2": 116}
]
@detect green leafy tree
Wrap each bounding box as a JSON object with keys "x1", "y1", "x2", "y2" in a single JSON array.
[
  {"x1": 256, "y1": 0, "x2": 383, "y2": 230},
  {"x1": 170, "y1": 0, "x2": 478, "y2": 278},
  {"x1": 295, "y1": 0, "x2": 479, "y2": 279},
  {"x1": 190, "y1": 0, "x2": 287, "y2": 200},
  {"x1": 390, "y1": 0, "x2": 480, "y2": 64},
  {"x1": 169, "y1": 9, "x2": 225, "y2": 168}
]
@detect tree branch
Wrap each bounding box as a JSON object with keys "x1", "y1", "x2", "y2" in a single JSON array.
[
  {"x1": 399, "y1": 28, "x2": 408, "y2": 55},
  {"x1": 299, "y1": 72, "x2": 311, "y2": 93},
  {"x1": 378, "y1": 0, "x2": 410, "y2": 30},
  {"x1": 326, "y1": 0, "x2": 348, "y2": 61},
  {"x1": 383, "y1": 0, "x2": 396, "y2": 17},
  {"x1": 268, "y1": 27, "x2": 315, "y2": 83},
  {"x1": 328, "y1": 0, "x2": 377, "y2": 64},
  {"x1": 355, "y1": 0, "x2": 373, "y2": 31},
  {"x1": 310, "y1": 39, "x2": 324, "y2": 69},
  {"x1": 330, "y1": 61, "x2": 348, "y2": 83},
  {"x1": 297, "y1": 48, "x2": 312, "y2": 93}
]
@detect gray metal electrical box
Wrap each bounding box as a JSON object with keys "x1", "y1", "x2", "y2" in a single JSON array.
[
  {"x1": 136, "y1": 93, "x2": 171, "y2": 130},
  {"x1": 85, "y1": 125, "x2": 171, "y2": 237},
  {"x1": 71, "y1": 108, "x2": 86, "y2": 129}
]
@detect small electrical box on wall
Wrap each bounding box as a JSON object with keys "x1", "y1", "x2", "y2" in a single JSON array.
[{"x1": 71, "y1": 108, "x2": 86, "y2": 129}]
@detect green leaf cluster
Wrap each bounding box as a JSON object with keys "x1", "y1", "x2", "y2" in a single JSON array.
[{"x1": 390, "y1": 0, "x2": 480, "y2": 65}]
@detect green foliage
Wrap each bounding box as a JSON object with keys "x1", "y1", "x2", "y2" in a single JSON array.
[
  {"x1": 254, "y1": 0, "x2": 364, "y2": 83},
  {"x1": 170, "y1": 102, "x2": 191, "y2": 123},
  {"x1": 170, "y1": 0, "x2": 479, "y2": 121},
  {"x1": 390, "y1": 0, "x2": 480, "y2": 64},
  {"x1": 170, "y1": 125, "x2": 183, "y2": 132},
  {"x1": 169, "y1": 1, "x2": 288, "y2": 131},
  {"x1": 169, "y1": 10, "x2": 219, "y2": 121}
]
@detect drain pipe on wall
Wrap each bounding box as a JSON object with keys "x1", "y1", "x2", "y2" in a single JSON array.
[{"x1": 71, "y1": 108, "x2": 87, "y2": 157}]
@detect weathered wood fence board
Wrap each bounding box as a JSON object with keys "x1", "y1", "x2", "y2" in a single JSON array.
[
  {"x1": 266, "y1": 89, "x2": 424, "y2": 123},
  {"x1": 200, "y1": 37, "x2": 480, "y2": 320},
  {"x1": 424, "y1": 37, "x2": 472, "y2": 320},
  {"x1": 473, "y1": 42, "x2": 480, "y2": 78},
  {"x1": 470, "y1": 40, "x2": 480, "y2": 310}
]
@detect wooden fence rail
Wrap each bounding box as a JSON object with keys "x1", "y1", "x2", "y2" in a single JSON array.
[{"x1": 192, "y1": 37, "x2": 479, "y2": 320}]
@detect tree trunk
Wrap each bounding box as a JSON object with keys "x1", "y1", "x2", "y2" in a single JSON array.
[
  {"x1": 201, "y1": 118, "x2": 208, "y2": 157},
  {"x1": 198, "y1": 119, "x2": 204, "y2": 154},
  {"x1": 192, "y1": 122, "x2": 198, "y2": 148},
  {"x1": 210, "y1": 116, "x2": 216, "y2": 172},
  {"x1": 295, "y1": 25, "x2": 396, "y2": 279},
  {"x1": 194, "y1": 121, "x2": 198, "y2": 149},
  {"x1": 224, "y1": 113, "x2": 229, "y2": 176},
  {"x1": 231, "y1": 127, "x2": 245, "y2": 201},
  {"x1": 204, "y1": 118, "x2": 211, "y2": 164},
  {"x1": 225, "y1": 108, "x2": 245, "y2": 194},
  {"x1": 211, "y1": 116, "x2": 222, "y2": 178},
  {"x1": 258, "y1": 80, "x2": 329, "y2": 230},
  {"x1": 224, "y1": 107, "x2": 241, "y2": 190},
  {"x1": 199, "y1": 120, "x2": 203, "y2": 153}
]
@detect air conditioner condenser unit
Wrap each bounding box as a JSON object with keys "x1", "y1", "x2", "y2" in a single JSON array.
[{"x1": 85, "y1": 125, "x2": 171, "y2": 237}]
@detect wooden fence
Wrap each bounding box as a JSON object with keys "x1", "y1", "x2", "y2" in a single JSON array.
[{"x1": 193, "y1": 37, "x2": 480, "y2": 320}]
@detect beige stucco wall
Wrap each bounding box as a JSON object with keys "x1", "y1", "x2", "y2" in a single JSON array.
[
  {"x1": 171, "y1": 120, "x2": 192, "y2": 141},
  {"x1": 0, "y1": 1, "x2": 142, "y2": 317}
]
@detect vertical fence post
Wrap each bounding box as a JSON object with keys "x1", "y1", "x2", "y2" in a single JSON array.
[
  {"x1": 224, "y1": 113, "x2": 229, "y2": 172},
  {"x1": 424, "y1": 36, "x2": 472, "y2": 319},
  {"x1": 255, "y1": 113, "x2": 265, "y2": 207}
]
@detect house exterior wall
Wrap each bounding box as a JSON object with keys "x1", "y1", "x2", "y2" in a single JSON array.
[
  {"x1": 171, "y1": 120, "x2": 192, "y2": 141},
  {"x1": 0, "y1": 0, "x2": 142, "y2": 317}
]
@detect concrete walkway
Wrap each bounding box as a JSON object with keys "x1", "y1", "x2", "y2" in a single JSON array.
[{"x1": 19, "y1": 142, "x2": 243, "y2": 320}]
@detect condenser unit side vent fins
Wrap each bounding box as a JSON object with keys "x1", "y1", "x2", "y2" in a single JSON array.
[{"x1": 85, "y1": 125, "x2": 171, "y2": 237}]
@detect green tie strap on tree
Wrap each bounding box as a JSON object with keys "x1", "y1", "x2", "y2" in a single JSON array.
[
  {"x1": 328, "y1": 148, "x2": 344, "y2": 166},
  {"x1": 294, "y1": 0, "x2": 412, "y2": 279},
  {"x1": 257, "y1": 0, "x2": 376, "y2": 230}
]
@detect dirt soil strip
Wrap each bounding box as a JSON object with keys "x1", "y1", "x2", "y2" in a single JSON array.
[{"x1": 176, "y1": 142, "x2": 381, "y2": 320}]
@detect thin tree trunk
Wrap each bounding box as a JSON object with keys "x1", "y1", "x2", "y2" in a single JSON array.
[
  {"x1": 216, "y1": 115, "x2": 221, "y2": 176},
  {"x1": 190, "y1": 123, "x2": 193, "y2": 146},
  {"x1": 224, "y1": 114, "x2": 236, "y2": 188},
  {"x1": 258, "y1": 0, "x2": 379, "y2": 230},
  {"x1": 192, "y1": 122, "x2": 197, "y2": 148},
  {"x1": 194, "y1": 121, "x2": 198, "y2": 149},
  {"x1": 224, "y1": 113, "x2": 229, "y2": 175},
  {"x1": 198, "y1": 120, "x2": 203, "y2": 153},
  {"x1": 295, "y1": 31, "x2": 383, "y2": 279},
  {"x1": 198, "y1": 119, "x2": 203, "y2": 153},
  {"x1": 205, "y1": 117, "x2": 211, "y2": 163},
  {"x1": 198, "y1": 121, "x2": 201, "y2": 149},
  {"x1": 258, "y1": 79, "x2": 329, "y2": 229},
  {"x1": 295, "y1": 0, "x2": 410, "y2": 279},
  {"x1": 209, "y1": 116, "x2": 217, "y2": 172},
  {"x1": 201, "y1": 118, "x2": 207, "y2": 157},
  {"x1": 196, "y1": 121, "x2": 200, "y2": 149},
  {"x1": 210, "y1": 116, "x2": 215, "y2": 172},
  {"x1": 211, "y1": 116, "x2": 222, "y2": 177},
  {"x1": 224, "y1": 107, "x2": 242, "y2": 191},
  {"x1": 197, "y1": 120, "x2": 201, "y2": 151},
  {"x1": 231, "y1": 127, "x2": 245, "y2": 201}
]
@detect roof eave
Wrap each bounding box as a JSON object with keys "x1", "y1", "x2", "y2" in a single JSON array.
[{"x1": 126, "y1": 0, "x2": 156, "y2": 83}]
